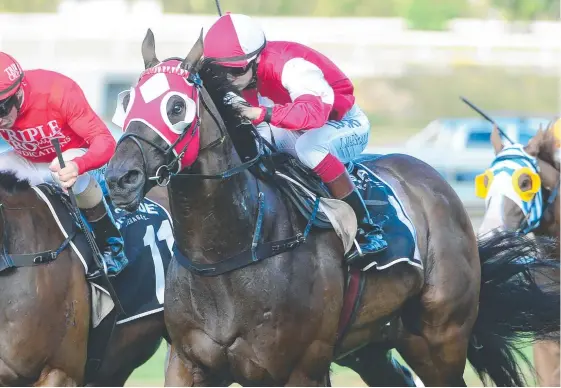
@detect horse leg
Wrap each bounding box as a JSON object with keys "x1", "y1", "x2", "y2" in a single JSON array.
[
  {"x1": 394, "y1": 332, "x2": 437, "y2": 387},
  {"x1": 165, "y1": 342, "x2": 172, "y2": 376},
  {"x1": 165, "y1": 345, "x2": 195, "y2": 386},
  {"x1": 336, "y1": 344, "x2": 417, "y2": 387},
  {"x1": 0, "y1": 361, "x2": 81, "y2": 387},
  {"x1": 285, "y1": 370, "x2": 330, "y2": 387},
  {"x1": 410, "y1": 295, "x2": 475, "y2": 387},
  {"x1": 86, "y1": 370, "x2": 130, "y2": 387},
  {"x1": 397, "y1": 281, "x2": 477, "y2": 386},
  {"x1": 394, "y1": 239, "x2": 479, "y2": 387},
  {"x1": 89, "y1": 315, "x2": 165, "y2": 386},
  {"x1": 284, "y1": 340, "x2": 333, "y2": 386},
  {"x1": 0, "y1": 357, "x2": 27, "y2": 386},
  {"x1": 34, "y1": 367, "x2": 78, "y2": 386},
  {"x1": 534, "y1": 340, "x2": 560, "y2": 386},
  {"x1": 164, "y1": 344, "x2": 223, "y2": 387}
]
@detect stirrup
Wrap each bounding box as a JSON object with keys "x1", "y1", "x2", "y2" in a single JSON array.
[
  {"x1": 86, "y1": 241, "x2": 127, "y2": 280},
  {"x1": 345, "y1": 240, "x2": 364, "y2": 263},
  {"x1": 364, "y1": 215, "x2": 389, "y2": 233},
  {"x1": 86, "y1": 259, "x2": 108, "y2": 280},
  {"x1": 87, "y1": 260, "x2": 123, "y2": 279},
  {"x1": 344, "y1": 232, "x2": 388, "y2": 265}
]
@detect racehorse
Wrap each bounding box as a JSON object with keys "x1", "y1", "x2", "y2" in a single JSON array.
[
  {"x1": 105, "y1": 30, "x2": 559, "y2": 386},
  {"x1": 477, "y1": 126, "x2": 560, "y2": 387},
  {"x1": 0, "y1": 172, "x2": 168, "y2": 386}
]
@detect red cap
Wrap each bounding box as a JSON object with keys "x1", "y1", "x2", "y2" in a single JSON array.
[
  {"x1": 203, "y1": 14, "x2": 266, "y2": 68},
  {"x1": 0, "y1": 52, "x2": 23, "y2": 100}
]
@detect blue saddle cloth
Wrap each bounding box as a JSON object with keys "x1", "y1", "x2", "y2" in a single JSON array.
[{"x1": 347, "y1": 157, "x2": 422, "y2": 271}]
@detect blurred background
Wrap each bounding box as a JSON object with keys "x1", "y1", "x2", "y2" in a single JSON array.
[{"x1": 0, "y1": 0, "x2": 558, "y2": 385}]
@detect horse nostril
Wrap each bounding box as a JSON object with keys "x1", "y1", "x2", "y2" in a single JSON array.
[{"x1": 118, "y1": 169, "x2": 143, "y2": 189}]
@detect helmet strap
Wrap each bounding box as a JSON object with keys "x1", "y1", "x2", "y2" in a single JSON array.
[
  {"x1": 15, "y1": 88, "x2": 23, "y2": 114},
  {"x1": 245, "y1": 59, "x2": 259, "y2": 90}
]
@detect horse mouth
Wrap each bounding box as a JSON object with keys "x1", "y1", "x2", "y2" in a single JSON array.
[{"x1": 112, "y1": 195, "x2": 142, "y2": 213}]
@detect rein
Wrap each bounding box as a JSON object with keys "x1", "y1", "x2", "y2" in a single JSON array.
[
  {"x1": 116, "y1": 68, "x2": 264, "y2": 186},
  {"x1": 117, "y1": 62, "x2": 320, "y2": 276},
  {"x1": 0, "y1": 202, "x2": 75, "y2": 270}
]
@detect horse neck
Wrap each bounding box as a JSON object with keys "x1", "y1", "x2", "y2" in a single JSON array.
[
  {"x1": 169, "y1": 122, "x2": 261, "y2": 264},
  {"x1": 0, "y1": 188, "x2": 47, "y2": 252}
]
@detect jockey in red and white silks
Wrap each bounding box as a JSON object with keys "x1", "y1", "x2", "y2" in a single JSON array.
[
  {"x1": 203, "y1": 13, "x2": 387, "y2": 255},
  {"x1": 0, "y1": 52, "x2": 127, "y2": 276}
]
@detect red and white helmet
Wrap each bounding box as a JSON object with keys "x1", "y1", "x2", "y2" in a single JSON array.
[
  {"x1": 0, "y1": 52, "x2": 23, "y2": 100},
  {"x1": 203, "y1": 13, "x2": 266, "y2": 68}
]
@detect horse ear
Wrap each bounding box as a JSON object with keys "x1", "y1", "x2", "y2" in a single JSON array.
[
  {"x1": 491, "y1": 125, "x2": 503, "y2": 154},
  {"x1": 181, "y1": 28, "x2": 204, "y2": 72},
  {"x1": 141, "y1": 28, "x2": 159, "y2": 69},
  {"x1": 525, "y1": 128, "x2": 545, "y2": 157}
]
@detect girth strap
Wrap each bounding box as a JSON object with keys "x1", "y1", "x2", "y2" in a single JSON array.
[{"x1": 173, "y1": 197, "x2": 320, "y2": 276}]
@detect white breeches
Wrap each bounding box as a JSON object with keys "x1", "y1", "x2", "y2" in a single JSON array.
[
  {"x1": 256, "y1": 103, "x2": 371, "y2": 168},
  {"x1": 0, "y1": 148, "x2": 93, "y2": 195}
]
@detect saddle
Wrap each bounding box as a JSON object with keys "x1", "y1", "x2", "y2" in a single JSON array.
[
  {"x1": 250, "y1": 140, "x2": 360, "y2": 254},
  {"x1": 244, "y1": 133, "x2": 420, "y2": 272}
]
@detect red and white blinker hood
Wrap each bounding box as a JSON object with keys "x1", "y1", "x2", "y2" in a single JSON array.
[{"x1": 112, "y1": 60, "x2": 200, "y2": 170}]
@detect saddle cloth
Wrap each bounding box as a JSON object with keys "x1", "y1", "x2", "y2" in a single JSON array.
[
  {"x1": 32, "y1": 184, "x2": 173, "y2": 325},
  {"x1": 271, "y1": 154, "x2": 422, "y2": 271}
]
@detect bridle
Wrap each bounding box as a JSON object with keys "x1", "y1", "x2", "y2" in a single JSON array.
[
  {"x1": 489, "y1": 151, "x2": 559, "y2": 235},
  {"x1": 115, "y1": 58, "x2": 266, "y2": 187}
]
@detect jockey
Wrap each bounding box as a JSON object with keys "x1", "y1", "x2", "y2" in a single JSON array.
[
  {"x1": 0, "y1": 52, "x2": 127, "y2": 277},
  {"x1": 203, "y1": 13, "x2": 387, "y2": 256}
]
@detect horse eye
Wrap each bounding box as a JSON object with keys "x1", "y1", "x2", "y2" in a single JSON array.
[{"x1": 172, "y1": 101, "x2": 185, "y2": 115}]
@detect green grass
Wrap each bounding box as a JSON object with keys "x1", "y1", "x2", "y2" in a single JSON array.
[{"x1": 127, "y1": 342, "x2": 536, "y2": 386}]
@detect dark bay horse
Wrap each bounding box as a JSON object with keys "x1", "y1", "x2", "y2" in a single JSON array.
[
  {"x1": 105, "y1": 30, "x2": 559, "y2": 386},
  {"x1": 0, "y1": 172, "x2": 167, "y2": 386},
  {"x1": 477, "y1": 126, "x2": 560, "y2": 386}
]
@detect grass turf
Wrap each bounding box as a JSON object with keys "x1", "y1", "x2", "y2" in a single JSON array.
[{"x1": 126, "y1": 342, "x2": 536, "y2": 386}]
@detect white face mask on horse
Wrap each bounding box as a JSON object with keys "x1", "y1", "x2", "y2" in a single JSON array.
[
  {"x1": 112, "y1": 61, "x2": 201, "y2": 174},
  {"x1": 477, "y1": 144, "x2": 544, "y2": 235}
]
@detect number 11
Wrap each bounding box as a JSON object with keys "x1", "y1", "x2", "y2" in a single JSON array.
[{"x1": 143, "y1": 220, "x2": 173, "y2": 304}]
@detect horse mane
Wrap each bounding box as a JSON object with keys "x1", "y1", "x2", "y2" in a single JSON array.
[
  {"x1": 198, "y1": 59, "x2": 259, "y2": 159},
  {"x1": 538, "y1": 129, "x2": 560, "y2": 170},
  {"x1": 0, "y1": 171, "x2": 31, "y2": 195}
]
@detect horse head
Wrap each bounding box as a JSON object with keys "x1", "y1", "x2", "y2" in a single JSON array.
[
  {"x1": 105, "y1": 29, "x2": 207, "y2": 211},
  {"x1": 477, "y1": 125, "x2": 559, "y2": 236}
]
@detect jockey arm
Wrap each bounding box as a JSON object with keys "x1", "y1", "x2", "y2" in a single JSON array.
[
  {"x1": 253, "y1": 58, "x2": 334, "y2": 130},
  {"x1": 61, "y1": 81, "x2": 116, "y2": 174}
]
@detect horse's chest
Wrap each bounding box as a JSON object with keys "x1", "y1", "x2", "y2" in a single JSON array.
[{"x1": 181, "y1": 320, "x2": 280, "y2": 382}]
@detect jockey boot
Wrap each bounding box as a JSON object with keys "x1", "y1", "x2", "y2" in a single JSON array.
[
  {"x1": 325, "y1": 171, "x2": 388, "y2": 263},
  {"x1": 81, "y1": 199, "x2": 128, "y2": 278}
]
